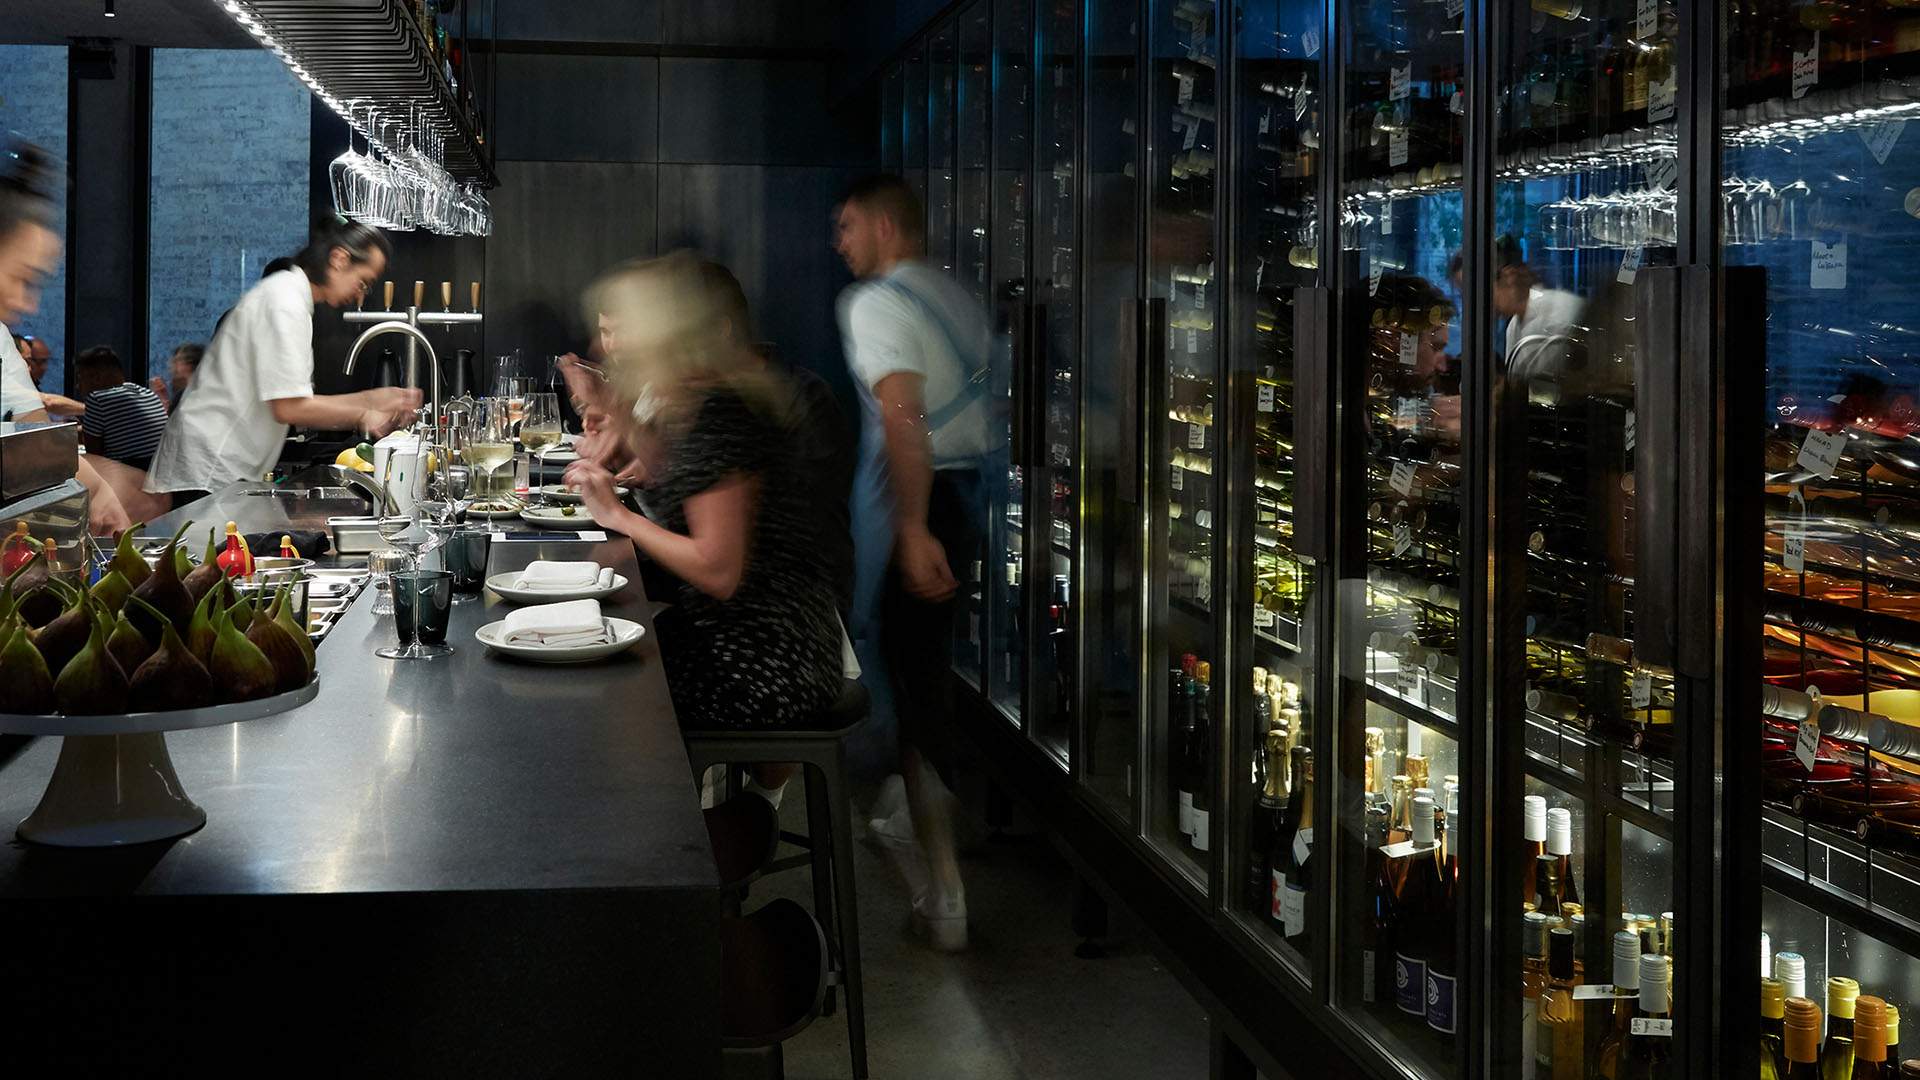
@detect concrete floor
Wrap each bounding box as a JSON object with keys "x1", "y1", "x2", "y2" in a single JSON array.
[{"x1": 743, "y1": 786, "x2": 1212, "y2": 1080}]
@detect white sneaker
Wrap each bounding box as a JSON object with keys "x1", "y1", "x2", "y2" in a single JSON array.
[
  {"x1": 870, "y1": 807, "x2": 931, "y2": 900},
  {"x1": 910, "y1": 887, "x2": 969, "y2": 952},
  {"x1": 868, "y1": 774, "x2": 907, "y2": 830}
]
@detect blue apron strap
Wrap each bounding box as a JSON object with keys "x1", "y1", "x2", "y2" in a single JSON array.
[
  {"x1": 869, "y1": 279, "x2": 990, "y2": 440},
  {"x1": 846, "y1": 373, "x2": 896, "y2": 640}
]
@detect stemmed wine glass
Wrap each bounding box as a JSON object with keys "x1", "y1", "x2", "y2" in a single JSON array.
[{"x1": 464, "y1": 397, "x2": 518, "y2": 509}]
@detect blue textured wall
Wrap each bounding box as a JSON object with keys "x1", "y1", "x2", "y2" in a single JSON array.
[
  {"x1": 148, "y1": 48, "x2": 310, "y2": 372},
  {"x1": 0, "y1": 45, "x2": 70, "y2": 392}
]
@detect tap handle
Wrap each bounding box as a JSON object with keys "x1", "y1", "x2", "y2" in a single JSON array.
[
  {"x1": 470, "y1": 281, "x2": 480, "y2": 312},
  {"x1": 441, "y1": 281, "x2": 452, "y2": 310},
  {"x1": 413, "y1": 280, "x2": 425, "y2": 309},
  {"x1": 383, "y1": 280, "x2": 394, "y2": 311}
]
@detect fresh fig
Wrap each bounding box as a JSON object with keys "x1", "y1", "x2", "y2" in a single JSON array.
[
  {"x1": 32, "y1": 579, "x2": 92, "y2": 676},
  {"x1": 128, "y1": 520, "x2": 195, "y2": 639},
  {"x1": 208, "y1": 600, "x2": 276, "y2": 704},
  {"x1": 0, "y1": 616, "x2": 55, "y2": 714},
  {"x1": 109, "y1": 597, "x2": 165, "y2": 676},
  {"x1": 12, "y1": 545, "x2": 60, "y2": 628},
  {"x1": 246, "y1": 603, "x2": 309, "y2": 693},
  {"x1": 129, "y1": 611, "x2": 211, "y2": 712},
  {"x1": 105, "y1": 523, "x2": 152, "y2": 589},
  {"x1": 53, "y1": 607, "x2": 130, "y2": 716},
  {"x1": 186, "y1": 588, "x2": 219, "y2": 665},
  {"x1": 270, "y1": 583, "x2": 316, "y2": 679},
  {"x1": 181, "y1": 527, "x2": 224, "y2": 602},
  {"x1": 90, "y1": 568, "x2": 132, "y2": 614},
  {"x1": 171, "y1": 543, "x2": 193, "y2": 579}
]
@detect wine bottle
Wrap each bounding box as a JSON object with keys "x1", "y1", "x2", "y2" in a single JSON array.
[
  {"x1": 1523, "y1": 794, "x2": 1547, "y2": 907},
  {"x1": 1785, "y1": 997, "x2": 1825, "y2": 1079},
  {"x1": 1361, "y1": 805, "x2": 1397, "y2": 1008},
  {"x1": 1887, "y1": 1007, "x2": 1900, "y2": 1067},
  {"x1": 1270, "y1": 744, "x2": 1310, "y2": 930},
  {"x1": 1395, "y1": 795, "x2": 1439, "y2": 1018},
  {"x1": 1536, "y1": 851, "x2": 1564, "y2": 915},
  {"x1": 1191, "y1": 661, "x2": 1215, "y2": 852},
  {"x1": 1522, "y1": 910, "x2": 1551, "y2": 1080},
  {"x1": 1778, "y1": 952, "x2": 1809, "y2": 1000},
  {"x1": 1282, "y1": 749, "x2": 1316, "y2": 944},
  {"x1": 1766, "y1": 977, "x2": 1791, "y2": 1079},
  {"x1": 1831, "y1": 977, "x2": 1862, "y2": 1041},
  {"x1": 1596, "y1": 930, "x2": 1646, "y2": 1078},
  {"x1": 1175, "y1": 654, "x2": 1199, "y2": 837},
  {"x1": 1623, "y1": 953, "x2": 1674, "y2": 1079},
  {"x1": 1856, "y1": 996, "x2": 1892, "y2": 1079},
  {"x1": 1537, "y1": 926, "x2": 1584, "y2": 1079},
  {"x1": 1828, "y1": 992, "x2": 1861, "y2": 1078},
  {"x1": 1426, "y1": 781, "x2": 1459, "y2": 1038},
  {"x1": 1247, "y1": 728, "x2": 1288, "y2": 916},
  {"x1": 1547, "y1": 807, "x2": 1580, "y2": 907}
]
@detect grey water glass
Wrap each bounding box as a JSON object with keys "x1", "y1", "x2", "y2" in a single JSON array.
[
  {"x1": 445, "y1": 528, "x2": 492, "y2": 601},
  {"x1": 380, "y1": 569, "x2": 454, "y2": 659}
]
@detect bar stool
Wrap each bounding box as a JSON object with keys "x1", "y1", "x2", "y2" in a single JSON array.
[
  {"x1": 720, "y1": 898, "x2": 829, "y2": 1080},
  {"x1": 683, "y1": 679, "x2": 871, "y2": 1080}
]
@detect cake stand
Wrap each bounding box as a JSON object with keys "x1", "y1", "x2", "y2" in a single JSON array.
[{"x1": 0, "y1": 678, "x2": 320, "y2": 847}]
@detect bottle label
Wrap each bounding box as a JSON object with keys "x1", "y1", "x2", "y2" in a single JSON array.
[
  {"x1": 1178, "y1": 790, "x2": 1195, "y2": 836},
  {"x1": 1631, "y1": 1017, "x2": 1674, "y2": 1037},
  {"x1": 1281, "y1": 882, "x2": 1306, "y2": 936},
  {"x1": 1271, "y1": 869, "x2": 1287, "y2": 920},
  {"x1": 1362, "y1": 950, "x2": 1378, "y2": 1003},
  {"x1": 1426, "y1": 969, "x2": 1457, "y2": 1034},
  {"x1": 1572, "y1": 984, "x2": 1629, "y2": 1001},
  {"x1": 1394, "y1": 952, "x2": 1427, "y2": 1015},
  {"x1": 1191, "y1": 808, "x2": 1211, "y2": 851},
  {"x1": 1521, "y1": 998, "x2": 1538, "y2": 1079}
]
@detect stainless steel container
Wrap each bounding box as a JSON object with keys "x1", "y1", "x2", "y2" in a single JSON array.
[{"x1": 0, "y1": 421, "x2": 80, "y2": 504}]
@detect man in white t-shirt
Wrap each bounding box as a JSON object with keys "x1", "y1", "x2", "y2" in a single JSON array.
[
  {"x1": 146, "y1": 220, "x2": 420, "y2": 504},
  {"x1": 834, "y1": 173, "x2": 999, "y2": 952}
]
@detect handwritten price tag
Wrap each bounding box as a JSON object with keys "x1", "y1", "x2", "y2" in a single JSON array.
[
  {"x1": 1574, "y1": 984, "x2": 1625, "y2": 1001},
  {"x1": 1646, "y1": 155, "x2": 1679, "y2": 191},
  {"x1": 1811, "y1": 240, "x2": 1847, "y2": 290},
  {"x1": 1797, "y1": 427, "x2": 1846, "y2": 477},
  {"x1": 1784, "y1": 521, "x2": 1806, "y2": 572},
  {"x1": 1390, "y1": 127, "x2": 1409, "y2": 166},
  {"x1": 1303, "y1": 27, "x2": 1321, "y2": 57},
  {"x1": 1189, "y1": 422, "x2": 1206, "y2": 450},
  {"x1": 1624, "y1": 409, "x2": 1637, "y2": 453},
  {"x1": 1370, "y1": 258, "x2": 1383, "y2": 296},
  {"x1": 1649, "y1": 69, "x2": 1677, "y2": 122},
  {"x1": 1792, "y1": 48, "x2": 1818, "y2": 99},
  {"x1": 1632, "y1": 671, "x2": 1653, "y2": 709},
  {"x1": 1171, "y1": 463, "x2": 1184, "y2": 491},
  {"x1": 1382, "y1": 201, "x2": 1394, "y2": 235},
  {"x1": 1636, "y1": 0, "x2": 1657, "y2": 37},
  {"x1": 1393, "y1": 523, "x2": 1414, "y2": 556},
  {"x1": 1391, "y1": 64, "x2": 1411, "y2": 101},
  {"x1": 1795, "y1": 717, "x2": 1820, "y2": 772},
  {"x1": 1390, "y1": 461, "x2": 1419, "y2": 497},
  {"x1": 1863, "y1": 120, "x2": 1905, "y2": 165},
  {"x1": 1618, "y1": 246, "x2": 1644, "y2": 285},
  {"x1": 1632, "y1": 1018, "x2": 1675, "y2": 1037},
  {"x1": 1257, "y1": 384, "x2": 1276, "y2": 412},
  {"x1": 1446, "y1": 0, "x2": 1465, "y2": 18},
  {"x1": 1400, "y1": 333, "x2": 1420, "y2": 367}
]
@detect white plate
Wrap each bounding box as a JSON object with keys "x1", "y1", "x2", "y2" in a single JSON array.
[
  {"x1": 474, "y1": 617, "x2": 645, "y2": 662},
  {"x1": 465, "y1": 504, "x2": 525, "y2": 521},
  {"x1": 485, "y1": 570, "x2": 629, "y2": 604},
  {"x1": 538, "y1": 484, "x2": 629, "y2": 505},
  {"x1": 520, "y1": 506, "x2": 605, "y2": 529},
  {"x1": 533, "y1": 449, "x2": 578, "y2": 464}
]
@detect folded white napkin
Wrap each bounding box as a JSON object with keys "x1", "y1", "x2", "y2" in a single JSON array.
[
  {"x1": 502, "y1": 599, "x2": 611, "y2": 647},
  {"x1": 514, "y1": 560, "x2": 613, "y2": 591}
]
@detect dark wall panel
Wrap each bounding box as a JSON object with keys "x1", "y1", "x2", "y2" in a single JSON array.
[
  {"x1": 484, "y1": 161, "x2": 659, "y2": 359},
  {"x1": 658, "y1": 58, "x2": 874, "y2": 167},
  {"x1": 492, "y1": 54, "x2": 659, "y2": 163},
  {"x1": 660, "y1": 0, "x2": 842, "y2": 49},
  {"x1": 67, "y1": 43, "x2": 147, "y2": 384},
  {"x1": 656, "y1": 163, "x2": 860, "y2": 414},
  {"x1": 495, "y1": 4, "x2": 662, "y2": 44}
]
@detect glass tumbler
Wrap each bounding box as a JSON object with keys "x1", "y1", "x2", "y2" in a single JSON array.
[
  {"x1": 381, "y1": 569, "x2": 454, "y2": 659},
  {"x1": 367, "y1": 549, "x2": 410, "y2": 616},
  {"x1": 445, "y1": 528, "x2": 493, "y2": 602}
]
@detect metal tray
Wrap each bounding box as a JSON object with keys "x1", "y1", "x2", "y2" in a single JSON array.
[{"x1": 0, "y1": 677, "x2": 321, "y2": 737}]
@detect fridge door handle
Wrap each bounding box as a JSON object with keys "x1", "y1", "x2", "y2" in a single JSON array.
[
  {"x1": 1634, "y1": 265, "x2": 1683, "y2": 674},
  {"x1": 1292, "y1": 285, "x2": 1331, "y2": 563}
]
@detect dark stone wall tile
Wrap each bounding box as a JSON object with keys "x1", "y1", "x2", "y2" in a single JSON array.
[{"x1": 493, "y1": 54, "x2": 658, "y2": 163}]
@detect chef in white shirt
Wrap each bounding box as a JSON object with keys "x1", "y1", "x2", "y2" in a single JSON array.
[
  {"x1": 145, "y1": 218, "x2": 420, "y2": 504},
  {"x1": 1451, "y1": 236, "x2": 1587, "y2": 384},
  {"x1": 0, "y1": 143, "x2": 131, "y2": 534}
]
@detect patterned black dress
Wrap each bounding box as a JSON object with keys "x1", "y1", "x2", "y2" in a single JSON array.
[{"x1": 638, "y1": 387, "x2": 845, "y2": 729}]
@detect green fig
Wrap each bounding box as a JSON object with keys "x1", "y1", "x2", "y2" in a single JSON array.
[
  {"x1": 109, "y1": 596, "x2": 167, "y2": 676},
  {"x1": 270, "y1": 583, "x2": 316, "y2": 680},
  {"x1": 209, "y1": 600, "x2": 276, "y2": 704},
  {"x1": 171, "y1": 544, "x2": 193, "y2": 579},
  {"x1": 105, "y1": 523, "x2": 152, "y2": 589},
  {"x1": 182, "y1": 527, "x2": 224, "y2": 602},
  {"x1": 128, "y1": 520, "x2": 195, "y2": 639},
  {"x1": 129, "y1": 610, "x2": 211, "y2": 711},
  {"x1": 186, "y1": 588, "x2": 219, "y2": 665},
  {"x1": 12, "y1": 545, "x2": 61, "y2": 628},
  {"x1": 228, "y1": 592, "x2": 254, "y2": 628},
  {"x1": 31, "y1": 579, "x2": 92, "y2": 676},
  {"x1": 0, "y1": 616, "x2": 56, "y2": 714},
  {"x1": 90, "y1": 568, "x2": 132, "y2": 614},
  {"x1": 53, "y1": 608, "x2": 130, "y2": 716},
  {"x1": 246, "y1": 603, "x2": 308, "y2": 694}
]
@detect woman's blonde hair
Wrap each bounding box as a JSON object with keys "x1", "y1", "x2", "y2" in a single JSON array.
[{"x1": 583, "y1": 250, "x2": 786, "y2": 428}]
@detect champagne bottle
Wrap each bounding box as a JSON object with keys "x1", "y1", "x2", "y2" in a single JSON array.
[
  {"x1": 1521, "y1": 910, "x2": 1551, "y2": 1080},
  {"x1": 1523, "y1": 794, "x2": 1547, "y2": 907},
  {"x1": 1537, "y1": 926, "x2": 1584, "y2": 1079},
  {"x1": 1831, "y1": 977, "x2": 1862, "y2": 1041},
  {"x1": 1282, "y1": 749, "x2": 1316, "y2": 944},
  {"x1": 1175, "y1": 654, "x2": 1199, "y2": 837},
  {"x1": 1785, "y1": 997, "x2": 1825, "y2": 1079},
  {"x1": 1596, "y1": 930, "x2": 1646, "y2": 1078},
  {"x1": 1395, "y1": 795, "x2": 1439, "y2": 1018},
  {"x1": 1361, "y1": 805, "x2": 1397, "y2": 1007},
  {"x1": 1426, "y1": 781, "x2": 1459, "y2": 1038},
  {"x1": 1191, "y1": 661, "x2": 1215, "y2": 852},
  {"x1": 1855, "y1": 996, "x2": 1892, "y2": 1079},
  {"x1": 1247, "y1": 728, "x2": 1288, "y2": 915},
  {"x1": 1624, "y1": 953, "x2": 1674, "y2": 1079},
  {"x1": 1270, "y1": 744, "x2": 1310, "y2": 930},
  {"x1": 1766, "y1": 977, "x2": 1791, "y2": 1079},
  {"x1": 1547, "y1": 807, "x2": 1580, "y2": 907}
]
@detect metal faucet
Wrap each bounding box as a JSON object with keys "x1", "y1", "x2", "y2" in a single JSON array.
[{"x1": 343, "y1": 320, "x2": 442, "y2": 426}]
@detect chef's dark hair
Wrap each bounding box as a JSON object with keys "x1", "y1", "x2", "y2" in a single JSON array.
[
  {"x1": 1447, "y1": 234, "x2": 1528, "y2": 281},
  {"x1": 839, "y1": 173, "x2": 926, "y2": 247},
  {"x1": 0, "y1": 143, "x2": 55, "y2": 245},
  {"x1": 294, "y1": 216, "x2": 392, "y2": 280}
]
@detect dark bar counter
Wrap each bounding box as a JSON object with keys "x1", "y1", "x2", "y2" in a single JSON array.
[{"x1": 0, "y1": 484, "x2": 717, "y2": 1074}]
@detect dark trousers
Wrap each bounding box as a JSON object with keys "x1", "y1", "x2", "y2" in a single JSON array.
[{"x1": 879, "y1": 467, "x2": 982, "y2": 784}]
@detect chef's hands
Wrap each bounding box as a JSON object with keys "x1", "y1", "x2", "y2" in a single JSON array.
[
  {"x1": 358, "y1": 386, "x2": 425, "y2": 438},
  {"x1": 74, "y1": 458, "x2": 132, "y2": 536},
  {"x1": 896, "y1": 526, "x2": 957, "y2": 602},
  {"x1": 562, "y1": 458, "x2": 626, "y2": 525}
]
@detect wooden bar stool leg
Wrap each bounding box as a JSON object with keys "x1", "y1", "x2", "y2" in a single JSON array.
[
  {"x1": 803, "y1": 762, "x2": 840, "y2": 1018},
  {"x1": 821, "y1": 745, "x2": 868, "y2": 1080}
]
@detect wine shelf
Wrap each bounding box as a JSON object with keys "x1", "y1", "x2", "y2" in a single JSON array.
[
  {"x1": 1762, "y1": 802, "x2": 1920, "y2": 960},
  {"x1": 1363, "y1": 679, "x2": 1460, "y2": 742}
]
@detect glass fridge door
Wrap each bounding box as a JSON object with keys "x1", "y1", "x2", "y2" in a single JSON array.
[
  {"x1": 1146, "y1": 0, "x2": 1221, "y2": 889},
  {"x1": 1031, "y1": 0, "x2": 1081, "y2": 767},
  {"x1": 1724, "y1": 0, "x2": 1920, "y2": 1059},
  {"x1": 907, "y1": 46, "x2": 929, "y2": 209},
  {"x1": 988, "y1": 0, "x2": 1030, "y2": 728},
  {"x1": 1335, "y1": 0, "x2": 1466, "y2": 1067},
  {"x1": 883, "y1": 65, "x2": 904, "y2": 173},
  {"x1": 1080, "y1": 0, "x2": 1146, "y2": 821},
  {"x1": 1229, "y1": 0, "x2": 1323, "y2": 975}
]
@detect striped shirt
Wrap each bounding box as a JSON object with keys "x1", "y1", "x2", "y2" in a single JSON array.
[{"x1": 81, "y1": 382, "x2": 170, "y2": 469}]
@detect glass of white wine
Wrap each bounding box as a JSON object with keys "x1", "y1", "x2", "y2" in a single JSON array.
[
  {"x1": 520, "y1": 392, "x2": 563, "y2": 499},
  {"x1": 464, "y1": 397, "x2": 517, "y2": 511}
]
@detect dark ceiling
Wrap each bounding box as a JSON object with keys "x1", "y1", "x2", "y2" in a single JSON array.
[{"x1": 3, "y1": 0, "x2": 255, "y2": 49}]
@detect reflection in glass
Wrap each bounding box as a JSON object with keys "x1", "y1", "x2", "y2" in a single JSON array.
[{"x1": 987, "y1": 0, "x2": 1028, "y2": 726}]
